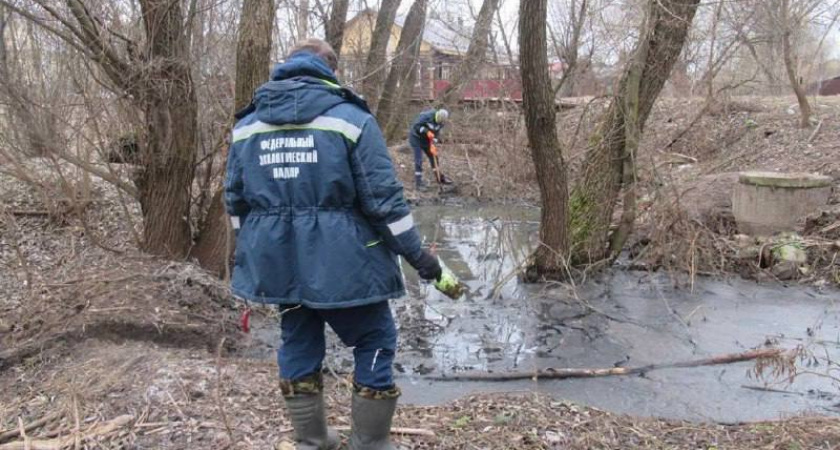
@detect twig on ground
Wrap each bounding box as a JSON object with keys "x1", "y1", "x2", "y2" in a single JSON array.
[
  {"x1": 332, "y1": 426, "x2": 435, "y2": 437},
  {"x1": 0, "y1": 412, "x2": 62, "y2": 444},
  {"x1": 5, "y1": 210, "x2": 50, "y2": 217},
  {"x1": 0, "y1": 415, "x2": 134, "y2": 450},
  {"x1": 807, "y1": 120, "x2": 823, "y2": 144},
  {"x1": 215, "y1": 337, "x2": 235, "y2": 444}
]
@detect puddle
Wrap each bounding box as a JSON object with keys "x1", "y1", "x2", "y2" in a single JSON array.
[{"x1": 251, "y1": 205, "x2": 840, "y2": 423}]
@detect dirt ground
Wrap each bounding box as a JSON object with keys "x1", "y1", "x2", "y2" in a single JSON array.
[
  {"x1": 2, "y1": 96, "x2": 840, "y2": 448},
  {"x1": 3, "y1": 339, "x2": 840, "y2": 449}
]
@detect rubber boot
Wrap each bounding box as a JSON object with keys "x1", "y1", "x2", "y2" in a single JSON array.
[
  {"x1": 415, "y1": 175, "x2": 428, "y2": 191},
  {"x1": 348, "y1": 393, "x2": 398, "y2": 450},
  {"x1": 284, "y1": 391, "x2": 340, "y2": 450}
]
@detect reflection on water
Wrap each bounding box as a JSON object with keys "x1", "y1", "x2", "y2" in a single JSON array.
[
  {"x1": 253, "y1": 204, "x2": 840, "y2": 422},
  {"x1": 398, "y1": 205, "x2": 840, "y2": 422},
  {"x1": 398, "y1": 205, "x2": 541, "y2": 374}
]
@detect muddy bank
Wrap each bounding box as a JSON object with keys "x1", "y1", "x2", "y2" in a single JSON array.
[{"x1": 2, "y1": 339, "x2": 839, "y2": 449}]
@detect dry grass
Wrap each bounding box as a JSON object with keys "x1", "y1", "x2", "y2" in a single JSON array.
[{"x1": 2, "y1": 339, "x2": 839, "y2": 449}]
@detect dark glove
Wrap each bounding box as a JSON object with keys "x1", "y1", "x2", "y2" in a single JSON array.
[{"x1": 414, "y1": 250, "x2": 442, "y2": 281}]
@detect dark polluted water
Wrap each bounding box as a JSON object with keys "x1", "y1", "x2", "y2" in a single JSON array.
[{"x1": 251, "y1": 205, "x2": 840, "y2": 423}]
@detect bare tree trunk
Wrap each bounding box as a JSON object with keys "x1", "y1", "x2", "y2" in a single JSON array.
[
  {"x1": 570, "y1": 0, "x2": 701, "y2": 266},
  {"x1": 706, "y1": 0, "x2": 724, "y2": 99},
  {"x1": 325, "y1": 0, "x2": 350, "y2": 57},
  {"x1": 495, "y1": 3, "x2": 515, "y2": 67},
  {"x1": 519, "y1": 0, "x2": 570, "y2": 280},
  {"x1": 133, "y1": 0, "x2": 199, "y2": 259},
  {"x1": 741, "y1": 35, "x2": 781, "y2": 91},
  {"x1": 233, "y1": 0, "x2": 276, "y2": 113},
  {"x1": 550, "y1": 0, "x2": 589, "y2": 98},
  {"x1": 361, "y1": 0, "x2": 401, "y2": 111},
  {"x1": 439, "y1": 0, "x2": 500, "y2": 106},
  {"x1": 298, "y1": 0, "x2": 310, "y2": 39},
  {"x1": 192, "y1": 0, "x2": 275, "y2": 276},
  {"x1": 607, "y1": 6, "x2": 647, "y2": 258},
  {"x1": 382, "y1": 56, "x2": 421, "y2": 141},
  {"x1": 376, "y1": 0, "x2": 426, "y2": 138},
  {"x1": 0, "y1": 9, "x2": 52, "y2": 156},
  {"x1": 780, "y1": 0, "x2": 812, "y2": 128}
]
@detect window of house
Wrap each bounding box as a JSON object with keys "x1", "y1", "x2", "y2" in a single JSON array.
[
  {"x1": 436, "y1": 64, "x2": 453, "y2": 81},
  {"x1": 415, "y1": 64, "x2": 424, "y2": 87}
]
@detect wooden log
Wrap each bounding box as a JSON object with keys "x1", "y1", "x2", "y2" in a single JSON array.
[{"x1": 428, "y1": 348, "x2": 784, "y2": 382}]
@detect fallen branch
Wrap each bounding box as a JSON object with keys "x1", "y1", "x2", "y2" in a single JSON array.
[
  {"x1": 0, "y1": 412, "x2": 62, "y2": 444},
  {"x1": 428, "y1": 348, "x2": 783, "y2": 382},
  {"x1": 0, "y1": 415, "x2": 133, "y2": 450},
  {"x1": 7, "y1": 210, "x2": 51, "y2": 217},
  {"x1": 664, "y1": 101, "x2": 712, "y2": 150},
  {"x1": 820, "y1": 221, "x2": 840, "y2": 235},
  {"x1": 807, "y1": 119, "x2": 823, "y2": 144}
]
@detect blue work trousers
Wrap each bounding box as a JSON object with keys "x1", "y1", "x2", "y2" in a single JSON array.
[
  {"x1": 410, "y1": 139, "x2": 437, "y2": 180},
  {"x1": 278, "y1": 301, "x2": 398, "y2": 391}
]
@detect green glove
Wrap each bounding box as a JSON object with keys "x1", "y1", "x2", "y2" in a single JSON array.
[{"x1": 434, "y1": 267, "x2": 465, "y2": 300}]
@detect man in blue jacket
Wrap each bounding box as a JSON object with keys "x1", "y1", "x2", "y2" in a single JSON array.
[
  {"x1": 225, "y1": 39, "x2": 441, "y2": 450},
  {"x1": 408, "y1": 108, "x2": 453, "y2": 190}
]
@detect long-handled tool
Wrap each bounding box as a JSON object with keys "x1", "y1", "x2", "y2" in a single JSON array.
[{"x1": 426, "y1": 131, "x2": 444, "y2": 194}]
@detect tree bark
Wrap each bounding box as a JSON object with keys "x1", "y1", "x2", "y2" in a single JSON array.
[
  {"x1": 361, "y1": 0, "x2": 402, "y2": 111},
  {"x1": 232, "y1": 0, "x2": 275, "y2": 113},
  {"x1": 133, "y1": 0, "x2": 199, "y2": 259},
  {"x1": 191, "y1": 0, "x2": 275, "y2": 277},
  {"x1": 780, "y1": 0, "x2": 812, "y2": 128},
  {"x1": 438, "y1": 0, "x2": 500, "y2": 106},
  {"x1": 325, "y1": 0, "x2": 350, "y2": 57},
  {"x1": 519, "y1": 0, "x2": 570, "y2": 280},
  {"x1": 570, "y1": 0, "x2": 701, "y2": 266},
  {"x1": 376, "y1": 0, "x2": 426, "y2": 139},
  {"x1": 297, "y1": 0, "x2": 310, "y2": 39}
]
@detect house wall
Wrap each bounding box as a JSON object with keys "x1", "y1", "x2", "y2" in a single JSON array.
[
  {"x1": 340, "y1": 11, "x2": 523, "y2": 102},
  {"x1": 340, "y1": 11, "x2": 435, "y2": 94},
  {"x1": 819, "y1": 78, "x2": 840, "y2": 96}
]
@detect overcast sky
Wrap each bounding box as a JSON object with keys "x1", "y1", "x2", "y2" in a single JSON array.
[
  {"x1": 374, "y1": 0, "x2": 840, "y2": 63},
  {"x1": 830, "y1": 29, "x2": 840, "y2": 59}
]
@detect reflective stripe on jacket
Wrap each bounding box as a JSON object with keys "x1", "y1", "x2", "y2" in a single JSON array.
[{"x1": 224, "y1": 52, "x2": 425, "y2": 308}]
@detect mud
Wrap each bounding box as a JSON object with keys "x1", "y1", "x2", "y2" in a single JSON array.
[{"x1": 252, "y1": 205, "x2": 840, "y2": 423}]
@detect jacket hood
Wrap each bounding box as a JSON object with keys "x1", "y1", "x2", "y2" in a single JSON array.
[
  {"x1": 253, "y1": 52, "x2": 345, "y2": 125},
  {"x1": 270, "y1": 51, "x2": 339, "y2": 83}
]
